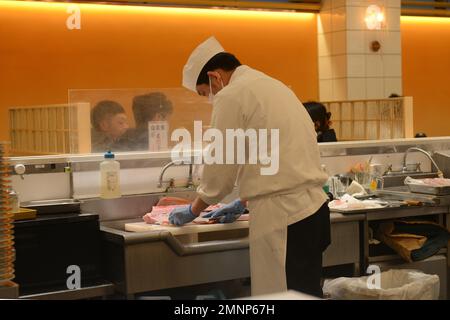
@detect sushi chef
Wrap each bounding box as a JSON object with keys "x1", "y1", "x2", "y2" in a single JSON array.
[{"x1": 168, "y1": 36, "x2": 331, "y2": 297}]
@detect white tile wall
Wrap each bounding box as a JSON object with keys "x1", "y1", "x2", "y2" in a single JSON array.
[
  {"x1": 345, "y1": 0, "x2": 369, "y2": 7},
  {"x1": 332, "y1": 0, "x2": 346, "y2": 9},
  {"x1": 382, "y1": 31, "x2": 401, "y2": 54},
  {"x1": 318, "y1": 33, "x2": 332, "y2": 57},
  {"x1": 346, "y1": 5, "x2": 366, "y2": 30},
  {"x1": 386, "y1": 0, "x2": 401, "y2": 8},
  {"x1": 322, "y1": 0, "x2": 332, "y2": 11},
  {"x1": 319, "y1": 79, "x2": 333, "y2": 101},
  {"x1": 366, "y1": 54, "x2": 384, "y2": 77},
  {"x1": 319, "y1": 56, "x2": 333, "y2": 79},
  {"x1": 318, "y1": 10, "x2": 332, "y2": 34},
  {"x1": 332, "y1": 31, "x2": 347, "y2": 55},
  {"x1": 333, "y1": 78, "x2": 348, "y2": 100},
  {"x1": 386, "y1": 8, "x2": 401, "y2": 31},
  {"x1": 383, "y1": 54, "x2": 402, "y2": 77},
  {"x1": 345, "y1": 0, "x2": 397, "y2": 8},
  {"x1": 331, "y1": 6, "x2": 346, "y2": 32},
  {"x1": 347, "y1": 30, "x2": 365, "y2": 54},
  {"x1": 331, "y1": 54, "x2": 347, "y2": 78},
  {"x1": 318, "y1": 0, "x2": 402, "y2": 102},
  {"x1": 384, "y1": 77, "x2": 403, "y2": 97},
  {"x1": 366, "y1": 77, "x2": 385, "y2": 99},
  {"x1": 347, "y1": 77, "x2": 367, "y2": 100},
  {"x1": 376, "y1": 0, "x2": 392, "y2": 8},
  {"x1": 347, "y1": 54, "x2": 366, "y2": 77}
]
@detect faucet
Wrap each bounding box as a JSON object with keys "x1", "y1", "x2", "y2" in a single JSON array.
[
  {"x1": 403, "y1": 147, "x2": 443, "y2": 178},
  {"x1": 158, "y1": 160, "x2": 194, "y2": 191}
]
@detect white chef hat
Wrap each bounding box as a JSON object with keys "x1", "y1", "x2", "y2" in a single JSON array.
[{"x1": 182, "y1": 36, "x2": 225, "y2": 92}]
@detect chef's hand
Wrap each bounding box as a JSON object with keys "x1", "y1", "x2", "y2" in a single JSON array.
[
  {"x1": 168, "y1": 205, "x2": 197, "y2": 226},
  {"x1": 203, "y1": 199, "x2": 247, "y2": 224}
]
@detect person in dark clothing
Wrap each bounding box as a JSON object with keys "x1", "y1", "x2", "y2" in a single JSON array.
[
  {"x1": 90, "y1": 100, "x2": 129, "y2": 152},
  {"x1": 122, "y1": 92, "x2": 173, "y2": 150},
  {"x1": 286, "y1": 202, "x2": 331, "y2": 297},
  {"x1": 415, "y1": 132, "x2": 427, "y2": 138},
  {"x1": 303, "y1": 101, "x2": 338, "y2": 143}
]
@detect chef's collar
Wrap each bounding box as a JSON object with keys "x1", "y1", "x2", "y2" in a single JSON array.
[{"x1": 228, "y1": 65, "x2": 250, "y2": 85}]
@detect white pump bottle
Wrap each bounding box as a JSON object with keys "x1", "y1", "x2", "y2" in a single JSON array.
[{"x1": 100, "y1": 151, "x2": 121, "y2": 199}]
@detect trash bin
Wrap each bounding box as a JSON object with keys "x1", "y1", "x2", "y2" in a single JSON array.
[{"x1": 323, "y1": 269, "x2": 440, "y2": 300}]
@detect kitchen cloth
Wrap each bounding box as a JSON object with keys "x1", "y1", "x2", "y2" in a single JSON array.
[{"x1": 377, "y1": 220, "x2": 450, "y2": 262}]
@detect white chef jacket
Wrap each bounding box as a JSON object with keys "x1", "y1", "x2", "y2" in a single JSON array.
[{"x1": 197, "y1": 65, "x2": 328, "y2": 225}]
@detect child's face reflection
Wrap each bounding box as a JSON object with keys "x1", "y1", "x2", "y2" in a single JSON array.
[{"x1": 102, "y1": 113, "x2": 129, "y2": 140}]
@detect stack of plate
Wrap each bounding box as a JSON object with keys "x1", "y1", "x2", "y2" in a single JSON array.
[{"x1": 0, "y1": 143, "x2": 14, "y2": 286}]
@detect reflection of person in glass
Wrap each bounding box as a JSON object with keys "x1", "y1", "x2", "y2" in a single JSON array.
[
  {"x1": 90, "y1": 100, "x2": 129, "y2": 152},
  {"x1": 303, "y1": 101, "x2": 337, "y2": 143},
  {"x1": 126, "y1": 92, "x2": 173, "y2": 150}
]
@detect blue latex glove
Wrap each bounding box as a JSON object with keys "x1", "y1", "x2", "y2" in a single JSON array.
[
  {"x1": 202, "y1": 199, "x2": 246, "y2": 224},
  {"x1": 168, "y1": 204, "x2": 197, "y2": 226}
]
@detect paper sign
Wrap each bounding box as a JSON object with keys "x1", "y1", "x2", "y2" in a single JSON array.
[{"x1": 148, "y1": 121, "x2": 168, "y2": 151}]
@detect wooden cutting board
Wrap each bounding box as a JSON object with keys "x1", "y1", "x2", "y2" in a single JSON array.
[{"x1": 125, "y1": 220, "x2": 249, "y2": 235}]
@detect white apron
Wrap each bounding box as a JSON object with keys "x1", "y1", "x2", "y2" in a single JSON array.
[
  {"x1": 247, "y1": 190, "x2": 327, "y2": 296},
  {"x1": 248, "y1": 196, "x2": 289, "y2": 296}
]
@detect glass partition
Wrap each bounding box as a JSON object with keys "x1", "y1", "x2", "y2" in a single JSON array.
[
  {"x1": 7, "y1": 88, "x2": 212, "y2": 155},
  {"x1": 66, "y1": 88, "x2": 212, "y2": 154}
]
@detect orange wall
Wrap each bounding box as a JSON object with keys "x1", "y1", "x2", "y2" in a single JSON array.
[
  {"x1": 0, "y1": 1, "x2": 318, "y2": 141},
  {"x1": 401, "y1": 16, "x2": 450, "y2": 137}
]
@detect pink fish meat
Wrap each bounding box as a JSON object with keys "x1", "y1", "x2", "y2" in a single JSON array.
[{"x1": 421, "y1": 178, "x2": 450, "y2": 187}]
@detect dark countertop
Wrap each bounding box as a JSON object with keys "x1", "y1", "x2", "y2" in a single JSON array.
[{"x1": 13, "y1": 212, "x2": 99, "y2": 227}]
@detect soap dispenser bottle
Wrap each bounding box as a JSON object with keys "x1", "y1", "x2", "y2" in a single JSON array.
[{"x1": 100, "y1": 151, "x2": 121, "y2": 199}]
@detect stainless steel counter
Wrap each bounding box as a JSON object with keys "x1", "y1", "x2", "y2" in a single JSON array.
[
  {"x1": 100, "y1": 210, "x2": 367, "y2": 297},
  {"x1": 95, "y1": 192, "x2": 449, "y2": 298}
]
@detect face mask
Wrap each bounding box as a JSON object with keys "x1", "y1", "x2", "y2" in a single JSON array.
[
  {"x1": 208, "y1": 76, "x2": 214, "y2": 104},
  {"x1": 208, "y1": 75, "x2": 224, "y2": 103}
]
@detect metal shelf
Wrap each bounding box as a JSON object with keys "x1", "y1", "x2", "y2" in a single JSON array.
[{"x1": 368, "y1": 248, "x2": 447, "y2": 264}]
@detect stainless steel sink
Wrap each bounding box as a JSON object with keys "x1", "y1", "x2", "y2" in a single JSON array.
[
  {"x1": 80, "y1": 190, "x2": 198, "y2": 222},
  {"x1": 21, "y1": 198, "x2": 81, "y2": 214},
  {"x1": 382, "y1": 172, "x2": 439, "y2": 188},
  {"x1": 371, "y1": 168, "x2": 450, "y2": 205},
  {"x1": 374, "y1": 186, "x2": 449, "y2": 205}
]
